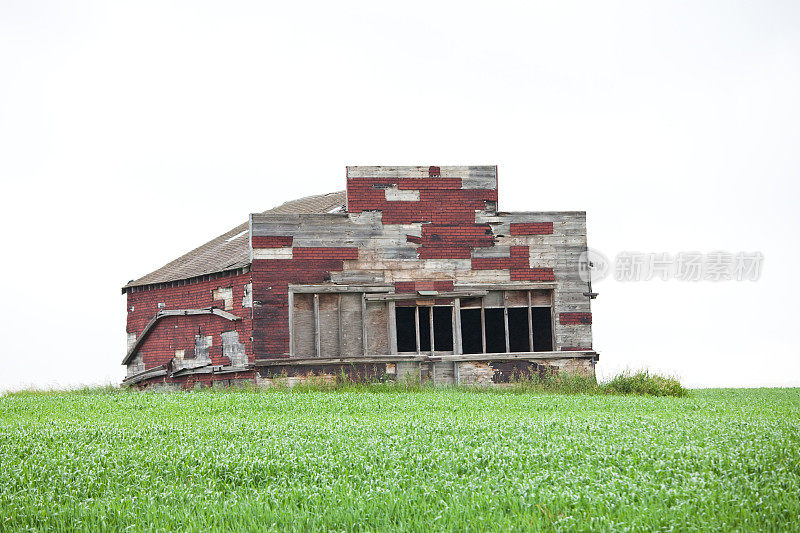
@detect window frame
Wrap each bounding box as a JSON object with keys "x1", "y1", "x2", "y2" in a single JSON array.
[{"x1": 394, "y1": 289, "x2": 554, "y2": 356}]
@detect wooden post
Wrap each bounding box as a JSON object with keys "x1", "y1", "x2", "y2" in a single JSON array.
[
  {"x1": 337, "y1": 293, "x2": 343, "y2": 357},
  {"x1": 288, "y1": 291, "x2": 294, "y2": 357},
  {"x1": 550, "y1": 291, "x2": 558, "y2": 352},
  {"x1": 414, "y1": 306, "x2": 421, "y2": 354},
  {"x1": 503, "y1": 291, "x2": 510, "y2": 353},
  {"x1": 361, "y1": 293, "x2": 368, "y2": 356},
  {"x1": 388, "y1": 301, "x2": 397, "y2": 354},
  {"x1": 480, "y1": 298, "x2": 486, "y2": 354},
  {"x1": 453, "y1": 298, "x2": 462, "y2": 355},
  {"x1": 313, "y1": 293, "x2": 321, "y2": 357},
  {"x1": 527, "y1": 290, "x2": 534, "y2": 352},
  {"x1": 429, "y1": 305, "x2": 435, "y2": 355}
]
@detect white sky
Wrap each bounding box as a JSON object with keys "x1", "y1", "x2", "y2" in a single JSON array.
[{"x1": 1, "y1": 1, "x2": 798, "y2": 391}]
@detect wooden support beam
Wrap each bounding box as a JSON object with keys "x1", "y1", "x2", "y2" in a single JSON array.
[
  {"x1": 439, "y1": 351, "x2": 597, "y2": 362},
  {"x1": 122, "y1": 307, "x2": 242, "y2": 365},
  {"x1": 503, "y1": 291, "x2": 510, "y2": 354},
  {"x1": 337, "y1": 293, "x2": 343, "y2": 357},
  {"x1": 121, "y1": 364, "x2": 169, "y2": 385},
  {"x1": 313, "y1": 293, "x2": 321, "y2": 357},
  {"x1": 289, "y1": 284, "x2": 392, "y2": 294},
  {"x1": 527, "y1": 290, "x2": 534, "y2": 352},
  {"x1": 429, "y1": 305, "x2": 435, "y2": 356},
  {"x1": 455, "y1": 282, "x2": 557, "y2": 291},
  {"x1": 254, "y1": 350, "x2": 598, "y2": 367},
  {"x1": 288, "y1": 291, "x2": 294, "y2": 357},
  {"x1": 551, "y1": 294, "x2": 559, "y2": 352},
  {"x1": 388, "y1": 301, "x2": 398, "y2": 354},
  {"x1": 415, "y1": 306, "x2": 420, "y2": 354},
  {"x1": 453, "y1": 298, "x2": 462, "y2": 355},
  {"x1": 480, "y1": 298, "x2": 486, "y2": 354},
  {"x1": 256, "y1": 355, "x2": 429, "y2": 366},
  {"x1": 159, "y1": 308, "x2": 241, "y2": 321},
  {"x1": 361, "y1": 293, "x2": 368, "y2": 357},
  {"x1": 365, "y1": 290, "x2": 487, "y2": 301}
]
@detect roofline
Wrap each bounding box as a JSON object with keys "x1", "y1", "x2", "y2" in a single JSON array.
[{"x1": 121, "y1": 266, "x2": 250, "y2": 294}]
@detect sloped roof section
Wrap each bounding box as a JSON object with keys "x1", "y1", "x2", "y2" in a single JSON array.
[{"x1": 123, "y1": 191, "x2": 347, "y2": 289}]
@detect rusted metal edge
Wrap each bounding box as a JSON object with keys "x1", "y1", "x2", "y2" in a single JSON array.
[{"x1": 122, "y1": 308, "x2": 242, "y2": 365}]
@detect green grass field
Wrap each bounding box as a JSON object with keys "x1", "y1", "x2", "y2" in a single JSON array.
[{"x1": 1, "y1": 387, "x2": 798, "y2": 532}]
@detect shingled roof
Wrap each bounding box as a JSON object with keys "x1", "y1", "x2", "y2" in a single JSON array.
[{"x1": 123, "y1": 191, "x2": 347, "y2": 290}]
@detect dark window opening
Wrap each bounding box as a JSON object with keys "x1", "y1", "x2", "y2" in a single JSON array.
[
  {"x1": 532, "y1": 308, "x2": 553, "y2": 352},
  {"x1": 508, "y1": 308, "x2": 531, "y2": 352},
  {"x1": 396, "y1": 306, "x2": 416, "y2": 352},
  {"x1": 460, "y1": 309, "x2": 483, "y2": 354},
  {"x1": 401, "y1": 297, "x2": 552, "y2": 355},
  {"x1": 418, "y1": 306, "x2": 431, "y2": 352},
  {"x1": 484, "y1": 308, "x2": 506, "y2": 353},
  {"x1": 433, "y1": 306, "x2": 453, "y2": 351}
]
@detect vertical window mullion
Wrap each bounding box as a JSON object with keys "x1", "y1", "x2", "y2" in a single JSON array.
[
  {"x1": 503, "y1": 291, "x2": 510, "y2": 353},
  {"x1": 338, "y1": 293, "x2": 343, "y2": 357},
  {"x1": 361, "y1": 293, "x2": 368, "y2": 356},
  {"x1": 388, "y1": 301, "x2": 397, "y2": 354},
  {"x1": 415, "y1": 306, "x2": 420, "y2": 354},
  {"x1": 288, "y1": 291, "x2": 294, "y2": 357},
  {"x1": 480, "y1": 298, "x2": 486, "y2": 354},
  {"x1": 313, "y1": 293, "x2": 321, "y2": 357},
  {"x1": 429, "y1": 305, "x2": 434, "y2": 355},
  {"x1": 527, "y1": 290, "x2": 534, "y2": 352},
  {"x1": 453, "y1": 298, "x2": 461, "y2": 354}
]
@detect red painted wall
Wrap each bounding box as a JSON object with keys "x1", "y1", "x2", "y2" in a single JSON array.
[
  {"x1": 126, "y1": 271, "x2": 253, "y2": 371},
  {"x1": 251, "y1": 247, "x2": 357, "y2": 357},
  {"x1": 250, "y1": 170, "x2": 561, "y2": 359}
]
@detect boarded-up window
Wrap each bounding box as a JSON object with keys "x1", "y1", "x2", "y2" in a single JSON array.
[
  {"x1": 292, "y1": 294, "x2": 315, "y2": 357},
  {"x1": 366, "y1": 301, "x2": 390, "y2": 355},
  {"x1": 290, "y1": 291, "x2": 390, "y2": 357},
  {"x1": 319, "y1": 294, "x2": 340, "y2": 357},
  {"x1": 340, "y1": 294, "x2": 364, "y2": 355}
]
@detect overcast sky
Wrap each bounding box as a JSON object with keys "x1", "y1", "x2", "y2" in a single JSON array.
[{"x1": 1, "y1": 1, "x2": 798, "y2": 391}]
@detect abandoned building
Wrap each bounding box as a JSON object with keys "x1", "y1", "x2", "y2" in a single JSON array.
[{"x1": 122, "y1": 166, "x2": 597, "y2": 389}]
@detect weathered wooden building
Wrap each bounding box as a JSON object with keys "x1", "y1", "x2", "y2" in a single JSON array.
[{"x1": 122, "y1": 166, "x2": 597, "y2": 389}]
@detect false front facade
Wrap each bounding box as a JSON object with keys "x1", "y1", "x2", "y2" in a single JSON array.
[{"x1": 122, "y1": 166, "x2": 596, "y2": 389}]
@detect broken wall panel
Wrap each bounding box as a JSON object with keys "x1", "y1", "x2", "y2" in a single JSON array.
[
  {"x1": 292, "y1": 293, "x2": 315, "y2": 357},
  {"x1": 365, "y1": 301, "x2": 390, "y2": 355},
  {"x1": 125, "y1": 271, "x2": 253, "y2": 377},
  {"x1": 319, "y1": 293, "x2": 340, "y2": 357},
  {"x1": 340, "y1": 293, "x2": 365, "y2": 356}
]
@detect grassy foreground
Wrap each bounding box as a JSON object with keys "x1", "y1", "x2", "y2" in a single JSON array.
[{"x1": 0, "y1": 388, "x2": 798, "y2": 532}]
